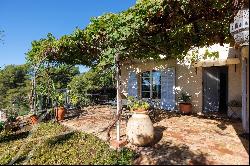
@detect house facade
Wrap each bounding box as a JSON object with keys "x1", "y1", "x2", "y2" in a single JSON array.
[{"x1": 120, "y1": 44, "x2": 245, "y2": 117}]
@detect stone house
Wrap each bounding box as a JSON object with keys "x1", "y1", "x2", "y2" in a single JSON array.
[{"x1": 120, "y1": 44, "x2": 248, "y2": 129}]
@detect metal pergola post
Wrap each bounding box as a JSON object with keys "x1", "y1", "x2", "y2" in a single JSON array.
[{"x1": 115, "y1": 54, "x2": 122, "y2": 142}]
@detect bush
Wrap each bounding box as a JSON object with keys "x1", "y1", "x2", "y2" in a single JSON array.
[
  {"x1": 7, "y1": 115, "x2": 16, "y2": 122},
  {"x1": 68, "y1": 68, "x2": 115, "y2": 107}
]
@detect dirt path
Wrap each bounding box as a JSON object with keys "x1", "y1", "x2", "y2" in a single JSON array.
[
  {"x1": 61, "y1": 105, "x2": 249, "y2": 165},
  {"x1": 61, "y1": 105, "x2": 127, "y2": 141}
]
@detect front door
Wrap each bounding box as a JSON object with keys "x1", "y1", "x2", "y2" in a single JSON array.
[{"x1": 203, "y1": 66, "x2": 228, "y2": 113}]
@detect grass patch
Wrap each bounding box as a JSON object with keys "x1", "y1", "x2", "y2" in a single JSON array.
[{"x1": 0, "y1": 122, "x2": 135, "y2": 165}]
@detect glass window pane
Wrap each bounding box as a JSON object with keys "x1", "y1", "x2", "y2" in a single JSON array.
[
  {"x1": 152, "y1": 85, "x2": 161, "y2": 92},
  {"x1": 142, "y1": 71, "x2": 150, "y2": 77},
  {"x1": 159, "y1": 92, "x2": 161, "y2": 99},
  {"x1": 152, "y1": 91, "x2": 161, "y2": 99},
  {"x1": 142, "y1": 85, "x2": 150, "y2": 91},
  {"x1": 141, "y1": 70, "x2": 161, "y2": 99},
  {"x1": 142, "y1": 77, "x2": 150, "y2": 85},
  {"x1": 152, "y1": 71, "x2": 161, "y2": 85},
  {"x1": 142, "y1": 92, "x2": 150, "y2": 98},
  {"x1": 152, "y1": 92, "x2": 158, "y2": 99}
]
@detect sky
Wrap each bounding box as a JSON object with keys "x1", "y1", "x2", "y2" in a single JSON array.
[{"x1": 0, "y1": 0, "x2": 136, "y2": 72}]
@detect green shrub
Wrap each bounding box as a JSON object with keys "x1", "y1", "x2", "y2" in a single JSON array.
[
  {"x1": 178, "y1": 92, "x2": 192, "y2": 103},
  {"x1": 127, "y1": 96, "x2": 150, "y2": 111},
  {"x1": 0, "y1": 121, "x2": 4, "y2": 131},
  {"x1": 7, "y1": 115, "x2": 16, "y2": 122}
]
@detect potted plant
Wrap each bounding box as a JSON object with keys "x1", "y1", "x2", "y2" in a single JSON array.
[
  {"x1": 178, "y1": 92, "x2": 192, "y2": 114},
  {"x1": 28, "y1": 102, "x2": 38, "y2": 124},
  {"x1": 29, "y1": 110, "x2": 38, "y2": 125},
  {"x1": 55, "y1": 93, "x2": 66, "y2": 121},
  {"x1": 228, "y1": 100, "x2": 242, "y2": 119},
  {"x1": 126, "y1": 96, "x2": 154, "y2": 146},
  {"x1": 127, "y1": 96, "x2": 151, "y2": 113}
]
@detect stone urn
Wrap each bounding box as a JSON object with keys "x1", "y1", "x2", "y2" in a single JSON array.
[{"x1": 126, "y1": 110, "x2": 154, "y2": 146}]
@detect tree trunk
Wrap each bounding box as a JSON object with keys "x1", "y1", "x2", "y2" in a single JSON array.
[
  {"x1": 100, "y1": 54, "x2": 122, "y2": 141},
  {"x1": 29, "y1": 76, "x2": 36, "y2": 115}
]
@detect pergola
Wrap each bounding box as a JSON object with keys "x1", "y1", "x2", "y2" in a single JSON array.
[{"x1": 26, "y1": 0, "x2": 248, "y2": 145}]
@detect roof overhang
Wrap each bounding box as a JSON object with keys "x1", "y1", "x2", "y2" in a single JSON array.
[{"x1": 192, "y1": 58, "x2": 240, "y2": 67}]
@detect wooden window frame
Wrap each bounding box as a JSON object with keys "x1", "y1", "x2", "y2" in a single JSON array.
[{"x1": 141, "y1": 70, "x2": 161, "y2": 99}]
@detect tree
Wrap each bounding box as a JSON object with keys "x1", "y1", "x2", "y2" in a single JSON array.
[
  {"x1": 0, "y1": 64, "x2": 31, "y2": 115},
  {"x1": 32, "y1": 63, "x2": 80, "y2": 110},
  {"x1": 37, "y1": 64, "x2": 80, "y2": 90},
  {"x1": 68, "y1": 67, "x2": 114, "y2": 106}
]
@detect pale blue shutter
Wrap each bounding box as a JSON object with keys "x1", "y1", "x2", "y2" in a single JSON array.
[
  {"x1": 128, "y1": 71, "x2": 138, "y2": 97},
  {"x1": 161, "y1": 67, "x2": 176, "y2": 110}
]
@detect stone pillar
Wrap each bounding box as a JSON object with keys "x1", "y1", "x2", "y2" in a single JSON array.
[{"x1": 241, "y1": 46, "x2": 249, "y2": 133}]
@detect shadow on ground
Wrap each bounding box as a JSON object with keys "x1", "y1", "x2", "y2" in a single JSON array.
[
  {"x1": 64, "y1": 109, "x2": 86, "y2": 121},
  {"x1": 47, "y1": 132, "x2": 75, "y2": 147},
  {"x1": 132, "y1": 125, "x2": 210, "y2": 165},
  {"x1": 144, "y1": 109, "x2": 249, "y2": 164},
  {"x1": 149, "y1": 109, "x2": 182, "y2": 123},
  {"x1": 231, "y1": 121, "x2": 249, "y2": 154},
  {"x1": 191, "y1": 112, "x2": 249, "y2": 154},
  {"x1": 0, "y1": 131, "x2": 29, "y2": 143},
  {"x1": 134, "y1": 142, "x2": 210, "y2": 165}
]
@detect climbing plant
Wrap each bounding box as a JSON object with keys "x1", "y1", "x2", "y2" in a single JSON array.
[
  {"x1": 26, "y1": 34, "x2": 80, "y2": 113},
  {"x1": 25, "y1": 0, "x2": 247, "y2": 140},
  {"x1": 26, "y1": 0, "x2": 247, "y2": 69},
  {"x1": 25, "y1": 0, "x2": 248, "y2": 112}
]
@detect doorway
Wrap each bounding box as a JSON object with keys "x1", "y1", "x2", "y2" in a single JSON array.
[{"x1": 203, "y1": 66, "x2": 228, "y2": 113}]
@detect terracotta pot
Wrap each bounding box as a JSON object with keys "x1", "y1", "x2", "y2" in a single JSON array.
[
  {"x1": 179, "y1": 103, "x2": 192, "y2": 114},
  {"x1": 132, "y1": 108, "x2": 146, "y2": 112},
  {"x1": 136, "y1": 108, "x2": 146, "y2": 112},
  {"x1": 30, "y1": 115, "x2": 38, "y2": 124},
  {"x1": 126, "y1": 111, "x2": 154, "y2": 146},
  {"x1": 56, "y1": 107, "x2": 65, "y2": 121}
]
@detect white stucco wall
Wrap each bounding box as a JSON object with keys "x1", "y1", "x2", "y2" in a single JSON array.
[
  {"x1": 121, "y1": 59, "x2": 203, "y2": 112},
  {"x1": 120, "y1": 45, "x2": 242, "y2": 113},
  {"x1": 228, "y1": 63, "x2": 242, "y2": 102}
]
